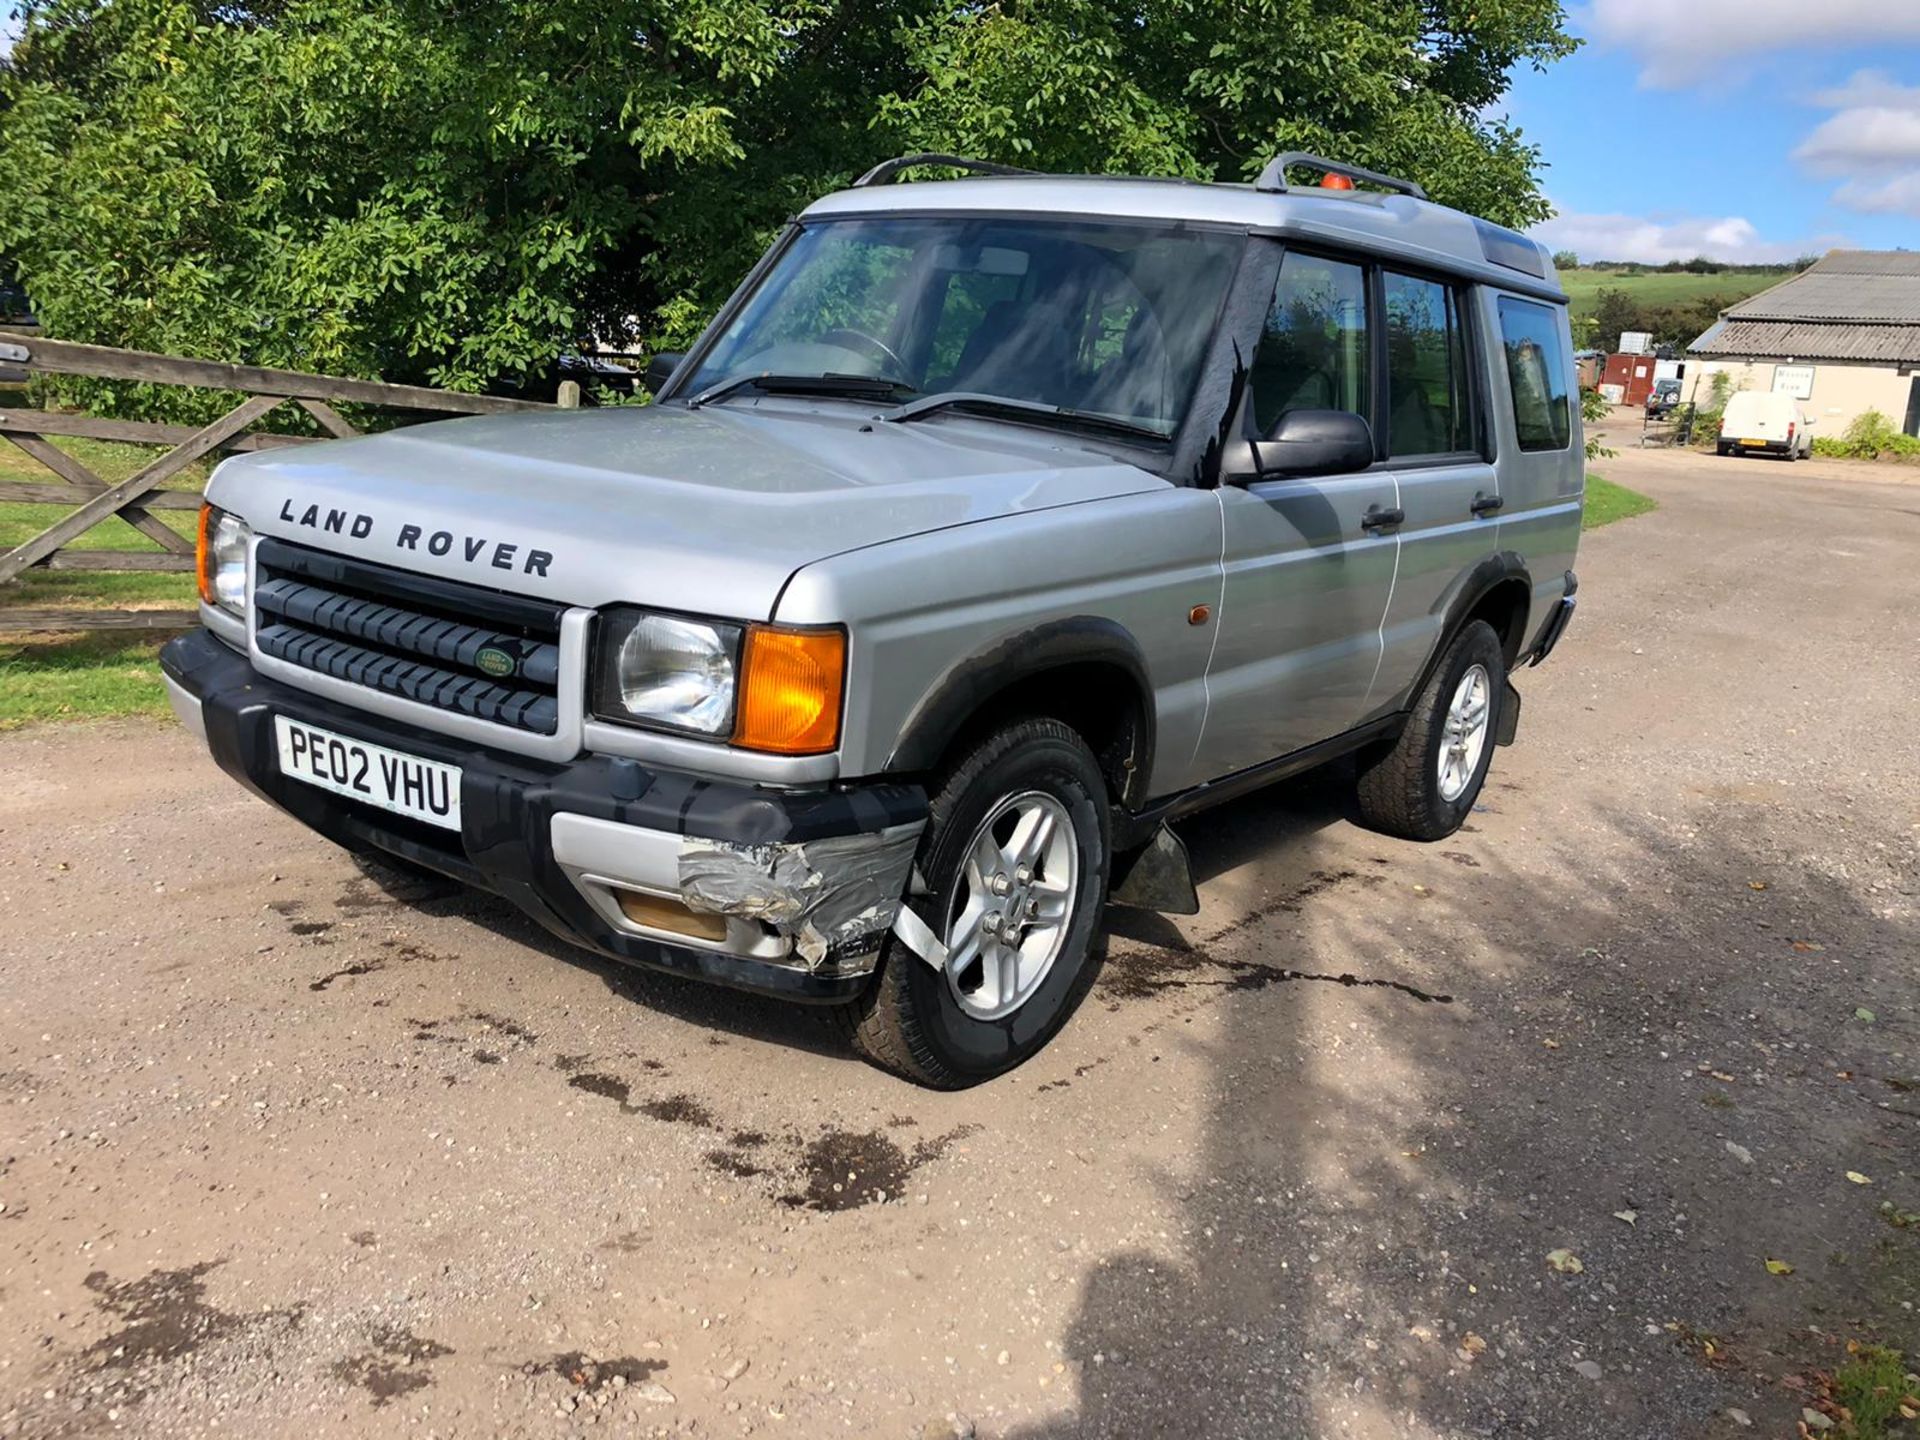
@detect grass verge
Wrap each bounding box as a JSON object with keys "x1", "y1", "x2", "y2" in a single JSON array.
[
  {"x1": 0, "y1": 631, "x2": 174, "y2": 729},
  {"x1": 1584, "y1": 475, "x2": 1657, "y2": 530},
  {"x1": 1, "y1": 431, "x2": 205, "y2": 728}
]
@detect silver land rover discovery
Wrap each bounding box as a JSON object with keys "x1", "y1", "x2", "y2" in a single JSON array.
[{"x1": 163, "y1": 153, "x2": 1582, "y2": 1086}]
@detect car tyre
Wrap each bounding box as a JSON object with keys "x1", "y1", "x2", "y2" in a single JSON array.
[
  {"x1": 845, "y1": 718, "x2": 1111, "y2": 1088},
  {"x1": 1355, "y1": 620, "x2": 1506, "y2": 842}
]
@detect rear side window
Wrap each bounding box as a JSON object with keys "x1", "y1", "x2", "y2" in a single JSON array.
[
  {"x1": 1251, "y1": 253, "x2": 1371, "y2": 434},
  {"x1": 1496, "y1": 297, "x2": 1571, "y2": 451},
  {"x1": 1384, "y1": 272, "x2": 1475, "y2": 458}
]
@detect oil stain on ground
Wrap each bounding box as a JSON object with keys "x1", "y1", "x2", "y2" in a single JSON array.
[
  {"x1": 779, "y1": 1124, "x2": 981, "y2": 1212},
  {"x1": 526, "y1": 1351, "x2": 666, "y2": 1395},
  {"x1": 81, "y1": 1262, "x2": 304, "y2": 1404},
  {"x1": 329, "y1": 1324, "x2": 453, "y2": 1407},
  {"x1": 309, "y1": 958, "x2": 382, "y2": 991},
  {"x1": 1098, "y1": 867, "x2": 1450, "y2": 1004},
  {"x1": 705, "y1": 1129, "x2": 771, "y2": 1178},
  {"x1": 568, "y1": 1073, "x2": 715, "y2": 1128}
]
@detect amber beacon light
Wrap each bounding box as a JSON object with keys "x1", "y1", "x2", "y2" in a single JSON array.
[{"x1": 733, "y1": 625, "x2": 847, "y2": 754}]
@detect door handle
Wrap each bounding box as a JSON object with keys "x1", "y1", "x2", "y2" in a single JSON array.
[
  {"x1": 1470, "y1": 492, "x2": 1505, "y2": 517},
  {"x1": 1361, "y1": 505, "x2": 1404, "y2": 532}
]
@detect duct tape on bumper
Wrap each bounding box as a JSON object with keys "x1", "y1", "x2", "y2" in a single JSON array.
[{"x1": 678, "y1": 821, "x2": 925, "y2": 970}]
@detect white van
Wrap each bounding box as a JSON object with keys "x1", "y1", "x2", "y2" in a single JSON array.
[{"x1": 1718, "y1": 391, "x2": 1813, "y2": 460}]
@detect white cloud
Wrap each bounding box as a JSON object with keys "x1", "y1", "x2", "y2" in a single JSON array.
[
  {"x1": 1577, "y1": 0, "x2": 1920, "y2": 88},
  {"x1": 1833, "y1": 173, "x2": 1920, "y2": 215},
  {"x1": 1798, "y1": 107, "x2": 1920, "y2": 172},
  {"x1": 1530, "y1": 208, "x2": 1833, "y2": 265},
  {"x1": 1793, "y1": 69, "x2": 1920, "y2": 217}
]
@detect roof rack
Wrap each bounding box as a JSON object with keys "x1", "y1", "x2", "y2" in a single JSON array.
[
  {"x1": 853, "y1": 153, "x2": 1042, "y2": 188},
  {"x1": 1253, "y1": 152, "x2": 1427, "y2": 201}
]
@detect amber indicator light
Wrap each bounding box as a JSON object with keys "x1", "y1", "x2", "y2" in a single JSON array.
[{"x1": 733, "y1": 626, "x2": 847, "y2": 755}]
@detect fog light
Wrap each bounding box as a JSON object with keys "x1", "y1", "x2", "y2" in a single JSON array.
[{"x1": 613, "y1": 888, "x2": 729, "y2": 942}]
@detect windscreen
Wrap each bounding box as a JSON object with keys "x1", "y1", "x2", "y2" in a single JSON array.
[{"x1": 682, "y1": 216, "x2": 1245, "y2": 438}]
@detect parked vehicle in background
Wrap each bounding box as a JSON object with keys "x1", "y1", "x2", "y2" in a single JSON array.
[
  {"x1": 1717, "y1": 390, "x2": 1813, "y2": 459},
  {"x1": 489, "y1": 352, "x2": 640, "y2": 404},
  {"x1": 1645, "y1": 378, "x2": 1681, "y2": 419},
  {"x1": 161, "y1": 152, "x2": 1583, "y2": 1086}
]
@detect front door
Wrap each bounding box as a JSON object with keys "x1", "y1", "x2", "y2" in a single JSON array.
[{"x1": 1201, "y1": 250, "x2": 1400, "y2": 778}]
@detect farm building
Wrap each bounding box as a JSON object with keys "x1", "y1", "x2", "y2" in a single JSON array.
[{"x1": 1684, "y1": 250, "x2": 1920, "y2": 436}]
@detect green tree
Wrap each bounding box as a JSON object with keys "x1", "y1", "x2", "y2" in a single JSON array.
[
  {"x1": 0, "y1": 0, "x2": 1578, "y2": 412},
  {"x1": 1592, "y1": 288, "x2": 1644, "y2": 352}
]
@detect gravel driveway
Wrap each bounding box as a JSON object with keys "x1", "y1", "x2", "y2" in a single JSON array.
[{"x1": 2, "y1": 446, "x2": 1915, "y2": 1440}]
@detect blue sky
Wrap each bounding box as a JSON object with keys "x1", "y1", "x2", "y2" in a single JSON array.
[{"x1": 1513, "y1": 1, "x2": 1920, "y2": 262}]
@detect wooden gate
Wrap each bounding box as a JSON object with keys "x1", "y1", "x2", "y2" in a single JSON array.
[{"x1": 0, "y1": 336, "x2": 556, "y2": 632}]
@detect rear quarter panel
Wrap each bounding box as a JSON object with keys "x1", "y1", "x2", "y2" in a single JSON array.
[{"x1": 774, "y1": 486, "x2": 1225, "y2": 799}]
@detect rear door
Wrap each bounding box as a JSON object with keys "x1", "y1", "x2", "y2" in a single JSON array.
[
  {"x1": 1203, "y1": 249, "x2": 1400, "y2": 775},
  {"x1": 1368, "y1": 269, "x2": 1501, "y2": 712}
]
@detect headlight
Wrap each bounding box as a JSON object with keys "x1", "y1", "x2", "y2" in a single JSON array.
[
  {"x1": 592, "y1": 608, "x2": 848, "y2": 753},
  {"x1": 196, "y1": 504, "x2": 250, "y2": 619},
  {"x1": 594, "y1": 608, "x2": 741, "y2": 736}
]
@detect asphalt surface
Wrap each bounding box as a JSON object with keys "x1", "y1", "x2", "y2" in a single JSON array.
[{"x1": 1, "y1": 443, "x2": 1916, "y2": 1439}]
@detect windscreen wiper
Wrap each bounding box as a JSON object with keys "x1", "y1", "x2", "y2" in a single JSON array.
[
  {"x1": 881, "y1": 391, "x2": 1166, "y2": 443},
  {"x1": 686, "y1": 372, "x2": 913, "y2": 408}
]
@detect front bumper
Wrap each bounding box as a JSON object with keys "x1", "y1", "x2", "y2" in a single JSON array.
[{"x1": 160, "y1": 628, "x2": 926, "y2": 1003}]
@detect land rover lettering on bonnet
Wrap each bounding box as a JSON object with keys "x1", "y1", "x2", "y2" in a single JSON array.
[
  {"x1": 163, "y1": 152, "x2": 1583, "y2": 1087},
  {"x1": 275, "y1": 499, "x2": 556, "y2": 577}
]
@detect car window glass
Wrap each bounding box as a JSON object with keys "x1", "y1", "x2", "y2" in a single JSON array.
[
  {"x1": 1251, "y1": 253, "x2": 1370, "y2": 435},
  {"x1": 1497, "y1": 296, "x2": 1571, "y2": 451},
  {"x1": 925, "y1": 269, "x2": 1026, "y2": 388},
  {"x1": 1384, "y1": 272, "x2": 1472, "y2": 457},
  {"x1": 684, "y1": 219, "x2": 1243, "y2": 436}
]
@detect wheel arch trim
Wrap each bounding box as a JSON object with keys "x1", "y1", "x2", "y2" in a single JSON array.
[
  {"x1": 1403, "y1": 551, "x2": 1534, "y2": 705},
  {"x1": 884, "y1": 616, "x2": 1157, "y2": 806}
]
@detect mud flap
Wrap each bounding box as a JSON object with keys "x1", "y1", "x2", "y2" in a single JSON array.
[
  {"x1": 1109, "y1": 823, "x2": 1199, "y2": 915},
  {"x1": 1497, "y1": 679, "x2": 1522, "y2": 746}
]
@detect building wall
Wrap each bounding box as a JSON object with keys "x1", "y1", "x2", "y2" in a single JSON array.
[{"x1": 1682, "y1": 358, "x2": 1916, "y2": 436}]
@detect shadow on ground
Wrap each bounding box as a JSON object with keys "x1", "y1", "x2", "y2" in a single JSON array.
[{"x1": 1013, "y1": 786, "x2": 1919, "y2": 1439}]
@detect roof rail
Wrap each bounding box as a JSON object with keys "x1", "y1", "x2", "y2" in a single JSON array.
[
  {"x1": 853, "y1": 153, "x2": 1042, "y2": 188},
  {"x1": 1254, "y1": 152, "x2": 1427, "y2": 201}
]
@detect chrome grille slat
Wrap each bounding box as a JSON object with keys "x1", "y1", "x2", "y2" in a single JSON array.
[
  {"x1": 254, "y1": 577, "x2": 561, "y2": 685},
  {"x1": 256, "y1": 624, "x2": 561, "y2": 733},
  {"x1": 252, "y1": 542, "x2": 563, "y2": 738}
]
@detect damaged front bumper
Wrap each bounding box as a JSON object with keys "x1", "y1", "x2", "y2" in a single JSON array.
[{"x1": 160, "y1": 627, "x2": 926, "y2": 1003}]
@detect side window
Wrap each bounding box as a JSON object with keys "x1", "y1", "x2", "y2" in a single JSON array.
[
  {"x1": 1251, "y1": 253, "x2": 1371, "y2": 435},
  {"x1": 1384, "y1": 272, "x2": 1475, "y2": 458},
  {"x1": 1496, "y1": 296, "x2": 1571, "y2": 452}
]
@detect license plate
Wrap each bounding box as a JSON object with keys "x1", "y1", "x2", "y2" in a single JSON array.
[
  {"x1": 1741, "y1": 438, "x2": 1770, "y2": 447},
  {"x1": 273, "y1": 715, "x2": 461, "y2": 830}
]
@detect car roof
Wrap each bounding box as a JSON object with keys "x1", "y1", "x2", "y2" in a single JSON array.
[{"x1": 802, "y1": 175, "x2": 1566, "y2": 303}]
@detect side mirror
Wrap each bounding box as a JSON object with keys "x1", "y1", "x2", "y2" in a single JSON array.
[
  {"x1": 1247, "y1": 409, "x2": 1376, "y2": 480},
  {"x1": 643, "y1": 351, "x2": 685, "y2": 397}
]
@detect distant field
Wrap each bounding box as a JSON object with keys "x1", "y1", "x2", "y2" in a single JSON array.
[{"x1": 1559, "y1": 267, "x2": 1787, "y2": 321}]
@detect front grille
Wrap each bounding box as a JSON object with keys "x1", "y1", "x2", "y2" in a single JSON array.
[{"x1": 253, "y1": 538, "x2": 565, "y2": 735}]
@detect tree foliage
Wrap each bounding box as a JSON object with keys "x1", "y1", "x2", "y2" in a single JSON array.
[{"x1": 0, "y1": 0, "x2": 1576, "y2": 403}]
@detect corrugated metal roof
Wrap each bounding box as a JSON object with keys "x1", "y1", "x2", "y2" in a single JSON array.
[
  {"x1": 1688, "y1": 318, "x2": 1920, "y2": 364},
  {"x1": 1810, "y1": 250, "x2": 1920, "y2": 276},
  {"x1": 1727, "y1": 250, "x2": 1920, "y2": 324}
]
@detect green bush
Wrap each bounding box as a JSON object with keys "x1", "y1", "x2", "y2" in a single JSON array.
[
  {"x1": 1812, "y1": 409, "x2": 1920, "y2": 461},
  {"x1": 1690, "y1": 371, "x2": 1735, "y2": 450}
]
